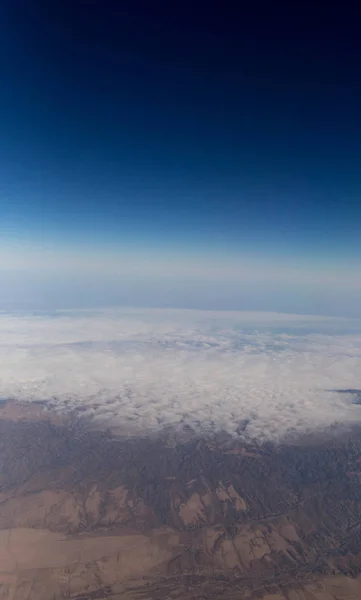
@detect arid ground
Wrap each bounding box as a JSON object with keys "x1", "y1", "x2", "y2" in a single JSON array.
[{"x1": 2, "y1": 401, "x2": 361, "y2": 599}]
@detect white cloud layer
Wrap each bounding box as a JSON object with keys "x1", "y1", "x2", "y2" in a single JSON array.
[{"x1": 1, "y1": 308, "x2": 361, "y2": 441}]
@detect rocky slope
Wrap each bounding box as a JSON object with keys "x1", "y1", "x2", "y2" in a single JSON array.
[{"x1": 2, "y1": 402, "x2": 361, "y2": 599}]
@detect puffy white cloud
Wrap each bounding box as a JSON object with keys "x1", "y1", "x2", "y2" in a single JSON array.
[{"x1": 1, "y1": 308, "x2": 361, "y2": 441}]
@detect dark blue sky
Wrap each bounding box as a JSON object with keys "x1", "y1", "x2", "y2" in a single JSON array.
[{"x1": 0, "y1": 1, "x2": 360, "y2": 312}]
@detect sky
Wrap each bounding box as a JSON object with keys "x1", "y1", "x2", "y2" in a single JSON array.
[{"x1": 0, "y1": 1, "x2": 360, "y2": 314}]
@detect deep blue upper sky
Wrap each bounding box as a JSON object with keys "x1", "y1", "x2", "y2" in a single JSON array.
[{"x1": 0, "y1": 1, "x2": 360, "y2": 312}]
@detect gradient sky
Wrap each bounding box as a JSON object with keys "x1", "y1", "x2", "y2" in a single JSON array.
[{"x1": 0, "y1": 1, "x2": 360, "y2": 314}]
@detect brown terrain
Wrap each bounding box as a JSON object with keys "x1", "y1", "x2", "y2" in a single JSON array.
[{"x1": 2, "y1": 402, "x2": 361, "y2": 599}]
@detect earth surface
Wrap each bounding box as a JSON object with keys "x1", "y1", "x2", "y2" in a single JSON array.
[{"x1": 2, "y1": 401, "x2": 361, "y2": 599}]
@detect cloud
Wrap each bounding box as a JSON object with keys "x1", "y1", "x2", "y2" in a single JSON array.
[{"x1": 1, "y1": 308, "x2": 361, "y2": 441}]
